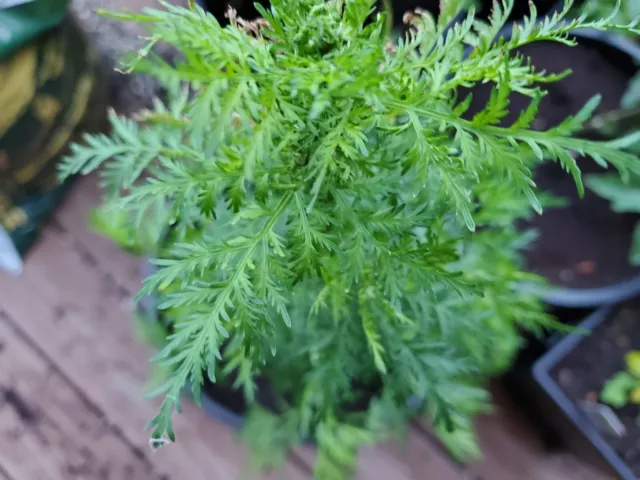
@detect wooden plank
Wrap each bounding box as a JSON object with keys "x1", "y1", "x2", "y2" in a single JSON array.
[
  {"x1": 362, "y1": 438, "x2": 462, "y2": 480},
  {"x1": 415, "y1": 385, "x2": 612, "y2": 480},
  {"x1": 0, "y1": 223, "x2": 308, "y2": 480},
  {"x1": 294, "y1": 433, "x2": 462, "y2": 480},
  {"x1": 0, "y1": 311, "x2": 163, "y2": 480},
  {"x1": 54, "y1": 174, "x2": 142, "y2": 293},
  {"x1": 465, "y1": 387, "x2": 613, "y2": 480}
]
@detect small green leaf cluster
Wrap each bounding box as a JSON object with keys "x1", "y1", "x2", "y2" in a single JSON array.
[
  {"x1": 60, "y1": 0, "x2": 640, "y2": 476},
  {"x1": 602, "y1": 350, "x2": 640, "y2": 408}
]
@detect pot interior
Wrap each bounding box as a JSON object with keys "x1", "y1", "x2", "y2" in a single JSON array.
[
  {"x1": 550, "y1": 300, "x2": 640, "y2": 476},
  {"x1": 465, "y1": 35, "x2": 640, "y2": 292}
]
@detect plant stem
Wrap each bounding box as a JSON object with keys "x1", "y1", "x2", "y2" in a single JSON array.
[{"x1": 381, "y1": 0, "x2": 393, "y2": 37}]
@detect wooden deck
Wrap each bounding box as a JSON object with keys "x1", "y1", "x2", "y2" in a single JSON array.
[{"x1": 0, "y1": 175, "x2": 616, "y2": 479}]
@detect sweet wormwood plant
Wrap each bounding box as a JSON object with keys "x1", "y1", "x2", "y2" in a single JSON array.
[{"x1": 60, "y1": 0, "x2": 640, "y2": 476}]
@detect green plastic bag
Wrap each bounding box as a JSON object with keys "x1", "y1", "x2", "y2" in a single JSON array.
[
  {"x1": 0, "y1": 0, "x2": 107, "y2": 274},
  {"x1": 0, "y1": 0, "x2": 68, "y2": 57}
]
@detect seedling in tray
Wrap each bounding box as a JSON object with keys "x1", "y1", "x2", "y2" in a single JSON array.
[{"x1": 602, "y1": 350, "x2": 640, "y2": 411}]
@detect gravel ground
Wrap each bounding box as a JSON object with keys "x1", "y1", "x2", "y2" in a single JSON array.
[{"x1": 70, "y1": 0, "x2": 186, "y2": 115}]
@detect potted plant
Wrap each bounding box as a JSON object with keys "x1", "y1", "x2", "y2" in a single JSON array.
[
  {"x1": 580, "y1": 21, "x2": 640, "y2": 299},
  {"x1": 60, "y1": 0, "x2": 640, "y2": 476},
  {"x1": 532, "y1": 301, "x2": 640, "y2": 479},
  {"x1": 518, "y1": 10, "x2": 640, "y2": 476},
  {"x1": 463, "y1": 20, "x2": 640, "y2": 309},
  {"x1": 490, "y1": 6, "x2": 640, "y2": 472}
]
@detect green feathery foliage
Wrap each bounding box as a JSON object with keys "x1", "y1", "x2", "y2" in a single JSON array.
[
  {"x1": 586, "y1": 132, "x2": 640, "y2": 265},
  {"x1": 583, "y1": 11, "x2": 640, "y2": 266},
  {"x1": 571, "y1": 0, "x2": 640, "y2": 125},
  {"x1": 60, "y1": 0, "x2": 640, "y2": 476},
  {"x1": 575, "y1": 0, "x2": 639, "y2": 27}
]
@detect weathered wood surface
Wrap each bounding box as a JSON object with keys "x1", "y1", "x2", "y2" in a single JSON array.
[
  {"x1": 465, "y1": 387, "x2": 614, "y2": 480},
  {"x1": 54, "y1": 173, "x2": 141, "y2": 293},
  {"x1": 295, "y1": 437, "x2": 463, "y2": 480},
  {"x1": 417, "y1": 385, "x2": 613, "y2": 480},
  {"x1": 0, "y1": 179, "x2": 308, "y2": 479},
  {"x1": 0, "y1": 174, "x2": 614, "y2": 479},
  {"x1": 0, "y1": 312, "x2": 162, "y2": 480}
]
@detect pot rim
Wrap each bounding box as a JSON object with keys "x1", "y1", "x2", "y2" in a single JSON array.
[
  {"x1": 533, "y1": 305, "x2": 636, "y2": 479},
  {"x1": 506, "y1": 26, "x2": 640, "y2": 307}
]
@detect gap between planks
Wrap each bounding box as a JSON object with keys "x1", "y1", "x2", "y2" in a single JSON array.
[{"x1": 0, "y1": 463, "x2": 14, "y2": 480}]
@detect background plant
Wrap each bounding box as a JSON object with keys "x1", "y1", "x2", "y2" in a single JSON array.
[
  {"x1": 575, "y1": 0, "x2": 639, "y2": 27},
  {"x1": 583, "y1": 18, "x2": 640, "y2": 264},
  {"x1": 602, "y1": 350, "x2": 640, "y2": 410},
  {"x1": 575, "y1": 0, "x2": 640, "y2": 136},
  {"x1": 61, "y1": 0, "x2": 640, "y2": 477}
]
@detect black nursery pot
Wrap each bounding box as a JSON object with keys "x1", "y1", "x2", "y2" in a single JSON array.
[
  {"x1": 465, "y1": 27, "x2": 640, "y2": 309},
  {"x1": 138, "y1": 260, "x2": 249, "y2": 429},
  {"x1": 138, "y1": 260, "x2": 387, "y2": 432},
  {"x1": 197, "y1": 0, "x2": 473, "y2": 27},
  {"x1": 473, "y1": 0, "x2": 562, "y2": 21},
  {"x1": 521, "y1": 30, "x2": 640, "y2": 309},
  {"x1": 530, "y1": 300, "x2": 640, "y2": 479}
]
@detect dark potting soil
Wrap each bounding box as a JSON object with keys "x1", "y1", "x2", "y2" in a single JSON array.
[
  {"x1": 550, "y1": 302, "x2": 640, "y2": 475},
  {"x1": 473, "y1": 0, "x2": 560, "y2": 21},
  {"x1": 202, "y1": 375, "x2": 279, "y2": 419},
  {"x1": 201, "y1": 0, "x2": 271, "y2": 24},
  {"x1": 466, "y1": 38, "x2": 640, "y2": 290},
  {"x1": 203, "y1": 0, "x2": 445, "y2": 27},
  {"x1": 202, "y1": 373, "x2": 382, "y2": 423},
  {"x1": 202, "y1": 0, "x2": 559, "y2": 28},
  {"x1": 379, "y1": 0, "x2": 560, "y2": 26}
]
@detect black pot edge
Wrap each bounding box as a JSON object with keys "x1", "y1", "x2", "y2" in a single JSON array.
[
  {"x1": 518, "y1": 275, "x2": 640, "y2": 309},
  {"x1": 510, "y1": 25, "x2": 640, "y2": 309},
  {"x1": 532, "y1": 305, "x2": 637, "y2": 480},
  {"x1": 141, "y1": 257, "x2": 426, "y2": 433},
  {"x1": 199, "y1": 386, "x2": 245, "y2": 429},
  {"x1": 139, "y1": 258, "x2": 245, "y2": 429}
]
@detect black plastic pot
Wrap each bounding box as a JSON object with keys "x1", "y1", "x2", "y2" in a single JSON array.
[
  {"x1": 517, "y1": 28, "x2": 640, "y2": 309},
  {"x1": 138, "y1": 259, "x2": 247, "y2": 429},
  {"x1": 139, "y1": 258, "x2": 424, "y2": 434},
  {"x1": 460, "y1": 24, "x2": 640, "y2": 309},
  {"x1": 531, "y1": 306, "x2": 637, "y2": 479}
]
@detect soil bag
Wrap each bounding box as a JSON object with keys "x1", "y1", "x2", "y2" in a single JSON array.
[{"x1": 0, "y1": 0, "x2": 107, "y2": 274}]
